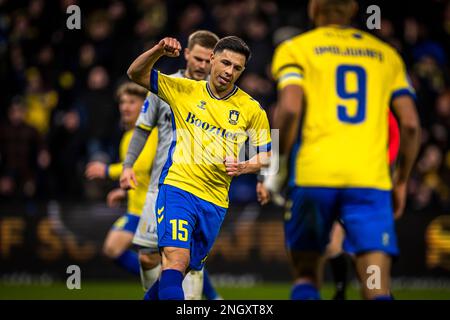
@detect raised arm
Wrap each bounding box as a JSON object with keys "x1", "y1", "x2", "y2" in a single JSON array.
[{"x1": 127, "y1": 37, "x2": 181, "y2": 89}]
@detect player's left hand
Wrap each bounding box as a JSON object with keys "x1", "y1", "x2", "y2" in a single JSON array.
[
  {"x1": 85, "y1": 161, "x2": 107, "y2": 179},
  {"x1": 224, "y1": 156, "x2": 246, "y2": 177},
  {"x1": 256, "y1": 181, "x2": 270, "y2": 205},
  {"x1": 107, "y1": 188, "x2": 126, "y2": 208}
]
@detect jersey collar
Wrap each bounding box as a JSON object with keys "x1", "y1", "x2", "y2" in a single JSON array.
[{"x1": 206, "y1": 82, "x2": 238, "y2": 100}]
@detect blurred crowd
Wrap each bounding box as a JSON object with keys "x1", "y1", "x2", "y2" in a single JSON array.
[{"x1": 0, "y1": 0, "x2": 449, "y2": 213}]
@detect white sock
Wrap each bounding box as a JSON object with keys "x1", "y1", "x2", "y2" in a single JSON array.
[
  {"x1": 140, "y1": 264, "x2": 161, "y2": 291},
  {"x1": 182, "y1": 268, "x2": 204, "y2": 300}
]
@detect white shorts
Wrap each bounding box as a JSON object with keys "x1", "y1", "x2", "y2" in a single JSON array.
[{"x1": 133, "y1": 189, "x2": 159, "y2": 249}]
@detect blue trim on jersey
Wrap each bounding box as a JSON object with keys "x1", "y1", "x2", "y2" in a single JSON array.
[
  {"x1": 255, "y1": 142, "x2": 272, "y2": 153},
  {"x1": 150, "y1": 69, "x2": 158, "y2": 94},
  {"x1": 206, "y1": 82, "x2": 238, "y2": 100},
  {"x1": 141, "y1": 99, "x2": 150, "y2": 113},
  {"x1": 391, "y1": 88, "x2": 416, "y2": 102},
  {"x1": 158, "y1": 109, "x2": 177, "y2": 186}
]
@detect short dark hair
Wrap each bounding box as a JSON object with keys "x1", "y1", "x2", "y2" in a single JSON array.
[
  {"x1": 188, "y1": 30, "x2": 219, "y2": 50},
  {"x1": 317, "y1": 0, "x2": 356, "y2": 22},
  {"x1": 213, "y1": 36, "x2": 251, "y2": 64}
]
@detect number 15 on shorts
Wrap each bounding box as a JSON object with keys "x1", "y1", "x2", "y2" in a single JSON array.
[{"x1": 170, "y1": 219, "x2": 189, "y2": 241}]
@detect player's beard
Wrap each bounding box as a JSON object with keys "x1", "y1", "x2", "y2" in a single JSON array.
[
  {"x1": 192, "y1": 69, "x2": 207, "y2": 80},
  {"x1": 187, "y1": 67, "x2": 207, "y2": 81}
]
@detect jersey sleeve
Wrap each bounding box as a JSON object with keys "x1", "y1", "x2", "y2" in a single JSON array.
[
  {"x1": 149, "y1": 69, "x2": 194, "y2": 108},
  {"x1": 107, "y1": 162, "x2": 122, "y2": 180},
  {"x1": 133, "y1": 128, "x2": 158, "y2": 175},
  {"x1": 107, "y1": 129, "x2": 158, "y2": 179},
  {"x1": 247, "y1": 102, "x2": 272, "y2": 153},
  {"x1": 389, "y1": 51, "x2": 416, "y2": 102},
  {"x1": 271, "y1": 39, "x2": 305, "y2": 90},
  {"x1": 136, "y1": 93, "x2": 160, "y2": 132}
]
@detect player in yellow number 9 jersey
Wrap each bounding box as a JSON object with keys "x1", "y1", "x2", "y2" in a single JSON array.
[{"x1": 272, "y1": 0, "x2": 421, "y2": 299}]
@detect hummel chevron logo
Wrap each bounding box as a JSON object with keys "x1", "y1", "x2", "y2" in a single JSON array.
[{"x1": 157, "y1": 207, "x2": 164, "y2": 224}]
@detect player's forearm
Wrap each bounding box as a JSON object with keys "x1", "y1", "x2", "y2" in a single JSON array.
[
  {"x1": 123, "y1": 127, "x2": 151, "y2": 169},
  {"x1": 127, "y1": 46, "x2": 164, "y2": 89},
  {"x1": 242, "y1": 152, "x2": 271, "y2": 175},
  {"x1": 396, "y1": 122, "x2": 421, "y2": 183},
  {"x1": 392, "y1": 96, "x2": 421, "y2": 183},
  {"x1": 274, "y1": 85, "x2": 303, "y2": 154},
  {"x1": 275, "y1": 111, "x2": 299, "y2": 155}
]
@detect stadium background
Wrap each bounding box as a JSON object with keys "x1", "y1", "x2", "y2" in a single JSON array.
[{"x1": 0, "y1": 0, "x2": 450, "y2": 299}]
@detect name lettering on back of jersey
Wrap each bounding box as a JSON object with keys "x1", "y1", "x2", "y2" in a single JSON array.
[{"x1": 314, "y1": 46, "x2": 383, "y2": 62}]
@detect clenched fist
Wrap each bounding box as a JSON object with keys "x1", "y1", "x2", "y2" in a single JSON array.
[{"x1": 156, "y1": 37, "x2": 181, "y2": 58}]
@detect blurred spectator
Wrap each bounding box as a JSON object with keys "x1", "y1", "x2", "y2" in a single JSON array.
[
  {"x1": 47, "y1": 109, "x2": 86, "y2": 200},
  {"x1": 0, "y1": 97, "x2": 50, "y2": 199},
  {"x1": 23, "y1": 67, "x2": 58, "y2": 136},
  {"x1": 75, "y1": 65, "x2": 117, "y2": 162}
]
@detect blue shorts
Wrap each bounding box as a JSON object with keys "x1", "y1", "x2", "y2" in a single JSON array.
[
  {"x1": 112, "y1": 213, "x2": 140, "y2": 233},
  {"x1": 156, "y1": 184, "x2": 227, "y2": 271},
  {"x1": 343, "y1": 236, "x2": 356, "y2": 254},
  {"x1": 285, "y1": 187, "x2": 399, "y2": 256}
]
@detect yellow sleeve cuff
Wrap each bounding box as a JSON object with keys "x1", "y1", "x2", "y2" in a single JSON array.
[
  {"x1": 277, "y1": 76, "x2": 304, "y2": 90},
  {"x1": 137, "y1": 123, "x2": 153, "y2": 132},
  {"x1": 108, "y1": 163, "x2": 122, "y2": 180}
]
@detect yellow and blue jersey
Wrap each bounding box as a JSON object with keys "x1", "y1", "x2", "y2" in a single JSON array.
[
  {"x1": 108, "y1": 127, "x2": 158, "y2": 215},
  {"x1": 149, "y1": 69, "x2": 272, "y2": 208},
  {"x1": 272, "y1": 25, "x2": 415, "y2": 190}
]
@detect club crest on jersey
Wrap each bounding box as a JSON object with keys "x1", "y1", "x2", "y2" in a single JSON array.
[
  {"x1": 197, "y1": 100, "x2": 206, "y2": 110},
  {"x1": 228, "y1": 110, "x2": 240, "y2": 125}
]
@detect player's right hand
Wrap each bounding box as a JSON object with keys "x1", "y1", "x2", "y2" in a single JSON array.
[
  {"x1": 157, "y1": 37, "x2": 181, "y2": 58},
  {"x1": 392, "y1": 181, "x2": 407, "y2": 220},
  {"x1": 120, "y1": 167, "x2": 138, "y2": 190},
  {"x1": 85, "y1": 161, "x2": 107, "y2": 180},
  {"x1": 256, "y1": 181, "x2": 270, "y2": 205},
  {"x1": 107, "y1": 188, "x2": 126, "y2": 208}
]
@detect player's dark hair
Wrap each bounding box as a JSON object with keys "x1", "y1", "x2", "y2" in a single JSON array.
[
  {"x1": 317, "y1": 0, "x2": 356, "y2": 22},
  {"x1": 213, "y1": 36, "x2": 252, "y2": 65},
  {"x1": 188, "y1": 30, "x2": 220, "y2": 50},
  {"x1": 116, "y1": 82, "x2": 147, "y2": 100}
]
